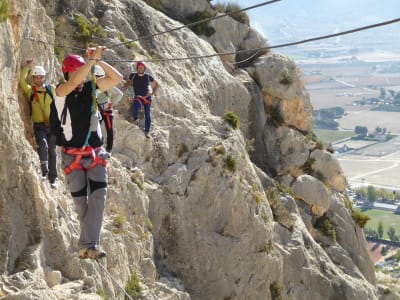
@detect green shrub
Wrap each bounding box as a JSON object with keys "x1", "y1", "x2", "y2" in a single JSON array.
[
  {"x1": 213, "y1": 144, "x2": 226, "y2": 155},
  {"x1": 96, "y1": 289, "x2": 109, "y2": 300},
  {"x1": 270, "y1": 281, "x2": 283, "y2": 300},
  {"x1": 266, "y1": 187, "x2": 280, "y2": 208},
  {"x1": 185, "y1": 11, "x2": 215, "y2": 36},
  {"x1": 279, "y1": 71, "x2": 293, "y2": 85},
  {"x1": 131, "y1": 173, "x2": 144, "y2": 190},
  {"x1": 277, "y1": 184, "x2": 295, "y2": 197},
  {"x1": 259, "y1": 240, "x2": 273, "y2": 253},
  {"x1": 223, "y1": 155, "x2": 236, "y2": 172},
  {"x1": 112, "y1": 213, "x2": 127, "y2": 234},
  {"x1": 351, "y1": 210, "x2": 370, "y2": 228},
  {"x1": 146, "y1": 218, "x2": 153, "y2": 232},
  {"x1": 125, "y1": 272, "x2": 142, "y2": 298},
  {"x1": 0, "y1": 0, "x2": 8, "y2": 23},
  {"x1": 251, "y1": 184, "x2": 263, "y2": 204},
  {"x1": 343, "y1": 197, "x2": 353, "y2": 211},
  {"x1": 224, "y1": 3, "x2": 249, "y2": 25},
  {"x1": 118, "y1": 32, "x2": 134, "y2": 49},
  {"x1": 302, "y1": 158, "x2": 315, "y2": 175},
  {"x1": 74, "y1": 15, "x2": 106, "y2": 44},
  {"x1": 223, "y1": 111, "x2": 240, "y2": 129},
  {"x1": 246, "y1": 138, "x2": 255, "y2": 153},
  {"x1": 265, "y1": 105, "x2": 284, "y2": 128},
  {"x1": 315, "y1": 214, "x2": 336, "y2": 241}
]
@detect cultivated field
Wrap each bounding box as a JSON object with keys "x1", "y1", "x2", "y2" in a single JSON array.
[
  {"x1": 299, "y1": 53, "x2": 400, "y2": 190},
  {"x1": 355, "y1": 208, "x2": 400, "y2": 240}
]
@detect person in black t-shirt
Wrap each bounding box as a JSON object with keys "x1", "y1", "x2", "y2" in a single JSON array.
[
  {"x1": 122, "y1": 61, "x2": 159, "y2": 138},
  {"x1": 52, "y1": 47, "x2": 122, "y2": 259}
]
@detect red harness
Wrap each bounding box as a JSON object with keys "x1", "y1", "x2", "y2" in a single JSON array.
[
  {"x1": 102, "y1": 103, "x2": 113, "y2": 129},
  {"x1": 62, "y1": 146, "x2": 107, "y2": 174},
  {"x1": 133, "y1": 95, "x2": 152, "y2": 105}
]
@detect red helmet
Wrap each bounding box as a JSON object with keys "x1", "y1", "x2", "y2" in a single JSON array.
[
  {"x1": 62, "y1": 54, "x2": 85, "y2": 73},
  {"x1": 136, "y1": 61, "x2": 146, "y2": 70}
]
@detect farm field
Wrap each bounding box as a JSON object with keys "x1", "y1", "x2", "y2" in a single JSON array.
[
  {"x1": 314, "y1": 129, "x2": 354, "y2": 143},
  {"x1": 354, "y1": 208, "x2": 400, "y2": 240},
  {"x1": 299, "y1": 53, "x2": 400, "y2": 191}
]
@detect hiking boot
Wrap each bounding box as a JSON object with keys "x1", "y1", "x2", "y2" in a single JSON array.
[
  {"x1": 145, "y1": 132, "x2": 151, "y2": 139},
  {"x1": 78, "y1": 247, "x2": 107, "y2": 259},
  {"x1": 41, "y1": 171, "x2": 48, "y2": 180},
  {"x1": 49, "y1": 178, "x2": 57, "y2": 189}
]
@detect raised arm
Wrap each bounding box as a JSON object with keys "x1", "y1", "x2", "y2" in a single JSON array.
[
  {"x1": 19, "y1": 59, "x2": 33, "y2": 96},
  {"x1": 56, "y1": 47, "x2": 104, "y2": 97},
  {"x1": 96, "y1": 61, "x2": 123, "y2": 92}
]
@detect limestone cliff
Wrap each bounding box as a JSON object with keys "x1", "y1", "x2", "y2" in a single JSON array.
[{"x1": 0, "y1": 0, "x2": 390, "y2": 299}]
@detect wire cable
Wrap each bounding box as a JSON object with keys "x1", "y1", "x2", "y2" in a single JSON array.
[
  {"x1": 22, "y1": 17, "x2": 400, "y2": 66},
  {"x1": 108, "y1": 0, "x2": 282, "y2": 48},
  {"x1": 101, "y1": 17, "x2": 400, "y2": 63}
]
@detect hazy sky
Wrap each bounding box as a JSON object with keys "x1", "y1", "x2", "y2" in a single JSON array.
[{"x1": 218, "y1": 0, "x2": 400, "y2": 45}]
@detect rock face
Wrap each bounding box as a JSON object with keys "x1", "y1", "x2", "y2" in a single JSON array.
[{"x1": 0, "y1": 0, "x2": 388, "y2": 299}]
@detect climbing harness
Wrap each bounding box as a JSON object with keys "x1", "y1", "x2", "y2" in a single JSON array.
[
  {"x1": 133, "y1": 94, "x2": 152, "y2": 105},
  {"x1": 102, "y1": 104, "x2": 113, "y2": 129},
  {"x1": 62, "y1": 146, "x2": 107, "y2": 174}
]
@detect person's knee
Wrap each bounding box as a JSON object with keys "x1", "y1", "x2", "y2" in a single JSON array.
[
  {"x1": 71, "y1": 185, "x2": 87, "y2": 197},
  {"x1": 89, "y1": 179, "x2": 107, "y2": 194}
]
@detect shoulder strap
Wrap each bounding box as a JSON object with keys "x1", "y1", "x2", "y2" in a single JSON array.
[
  {"x1": 44, "y1": 84, "x2": 55, "y2": 101},
  {"x1": 30, "y1": 86, "x2": 40, "y2": 103}
]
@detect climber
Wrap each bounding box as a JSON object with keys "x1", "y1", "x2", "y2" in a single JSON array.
[
  {"x1": 19, "y1": 59, "x2": 58, "y2": 188},
  {"x1": 121, "y1": 61, "x2": 159, "y2": 139},
  {"x1": 50, "y1": 47, "x2": 122, "y2": 259},
  {"x1": 94, "y1": 65, "x2": 123, "y2": 154}
]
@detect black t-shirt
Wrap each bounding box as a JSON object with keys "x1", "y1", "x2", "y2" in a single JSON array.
[
  {"x1": 51, "y1": 81, "x2": 103, "y2": 148},
  {"x1": 129, "y1": 73, "x2": 154, "y2": 96}
]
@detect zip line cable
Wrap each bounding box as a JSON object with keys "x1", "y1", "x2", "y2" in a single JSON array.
[
  {"x1": 108, "y1": 0, "x2": 282, "y2": 48},
  {"x1": 23, "y1": 17, "x2": 400, "y2": 64},
  {"x1": 101, "y1": 17, "x2": 400, "y2": 63}
]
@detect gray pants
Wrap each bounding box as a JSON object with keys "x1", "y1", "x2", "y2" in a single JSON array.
[
  {"x1": 61, "y1": 148, "x2": 108, "y2": 249},
  {"x1": 33, "y1": 123, "x2": 57, "y2": 181}
]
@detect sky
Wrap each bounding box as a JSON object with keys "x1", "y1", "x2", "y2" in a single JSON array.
[{"x1": 217, "y1": 0, "x2": 400, "y2": 46}]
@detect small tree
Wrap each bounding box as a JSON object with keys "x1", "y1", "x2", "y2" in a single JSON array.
[
  {"x1": 355, "y1": 125, "x2": 368, "y2": 136},
  {"x1": 378, "y1": 221, "x2": 384, "y2": 239},
  {"x1": 380, "y1": 87, "x2": 386, "y2": 99},
  {"x1": 388, "y1": 226, "x2": 396, "y2": 242},
  {"x1": 367, "y1": 185, "x2": 377, "y2": 203},
  {"x1": 0, "y1": 0, "x2": 8, "y2": 23}
]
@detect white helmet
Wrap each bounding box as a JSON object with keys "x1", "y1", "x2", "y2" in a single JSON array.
[
  {"x1": 94, "y1": 65, "x2": 105, "y2": 77},
  {"x1": 31, "y1": 66, "x2": 46, "y2": 76}
]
